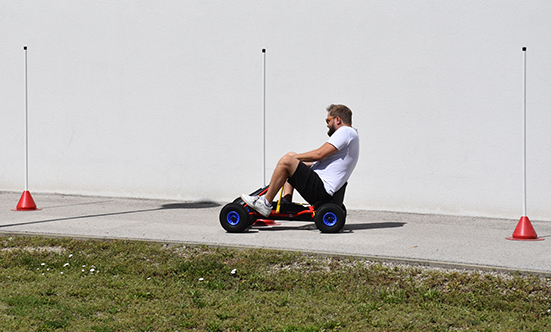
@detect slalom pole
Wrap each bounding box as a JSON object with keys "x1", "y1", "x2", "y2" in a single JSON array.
[
  {"x1": 13, "y1": 46, "x2": 40, "y2": 211},
  {"x1": 262, "y1": 49, "x2": 266, "y2": 185},
  {"x1": 253, "y1": 48, "x2": 281, "y2": 226},
  {"x1": 24, "y1": 45, "x2": 29, "y2": 192},
  {"x1": 522, "y1": 46, "x2": 527, "y2": 217},
  {"x1": 506, "y1": 46, "x2": 541, "y2": 241}
]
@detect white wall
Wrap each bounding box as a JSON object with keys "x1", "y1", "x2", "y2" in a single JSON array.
[{"x1": 1, "y1": 1, "x2": 551, "y2": 220}]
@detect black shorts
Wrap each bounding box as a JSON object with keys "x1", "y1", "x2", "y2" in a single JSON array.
[{"x1": 287, "y1": 162, "x2": 332, "y2": 205}]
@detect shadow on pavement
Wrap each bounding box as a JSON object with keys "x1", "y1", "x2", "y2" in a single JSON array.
[
  {"x1": 344, "y1": 222, "x2": 406, "y2": 231},
  {"x1": 249, "y1": 221, "x2": 406, "y2": 233},
  {"x1": 161, "y1": 202, "x2": 220, "y2": 209},
  {"x1": 2, "y1": 201, "x2": 220, "y2": 229}
]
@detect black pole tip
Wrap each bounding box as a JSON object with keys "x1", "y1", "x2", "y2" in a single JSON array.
[
  {"x1": 262, "y1": 49, "x2": 266, "y2": 53},
  {"x1": 522, "y1": 47, "x2": 526, "y2": 51},
  {"x1": 23, "y1": 46, "x2": 27, "y2": 50}
]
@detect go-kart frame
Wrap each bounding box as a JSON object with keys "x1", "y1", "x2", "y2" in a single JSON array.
[{"x1": 219, "y1": 183, "x2": 348, "y2": 233}]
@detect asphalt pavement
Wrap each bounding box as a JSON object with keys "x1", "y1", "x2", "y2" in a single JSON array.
[{"x1": 1, "y1": 191, "x2": 550, "y2": 276}]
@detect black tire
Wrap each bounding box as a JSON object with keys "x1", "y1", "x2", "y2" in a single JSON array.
[
  {"x1": 314, "y1": 203, "x2": 346, "y2": 233},
  {"x1": 219, "y1": 203, "x2": 250, "y2": 233}
]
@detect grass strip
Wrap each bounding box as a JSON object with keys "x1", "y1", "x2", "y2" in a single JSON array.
[{"x1": 1, "y1": 236, "x2": 550, "y2": 331}]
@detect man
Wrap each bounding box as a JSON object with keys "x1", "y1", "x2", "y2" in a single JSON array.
[{"x1": 241, "y1": 104, "x2": 360, "y2": 217}]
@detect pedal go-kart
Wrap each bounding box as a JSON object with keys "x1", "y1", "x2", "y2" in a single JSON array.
[{"x1": 219, "y1": 183, "x2": 348, "y2": 233}]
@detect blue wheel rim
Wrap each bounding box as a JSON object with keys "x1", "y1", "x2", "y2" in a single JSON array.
[
  {"x1": 226, "y1": 211, "x2": 241, "y2": 226},
  {"x1": 323, "y1": 212, "x2": 337, "y2": 227}
]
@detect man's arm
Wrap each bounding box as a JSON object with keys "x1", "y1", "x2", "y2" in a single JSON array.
[{"x1": 295, "y1": 142, "x2": 337, "y2": 163}]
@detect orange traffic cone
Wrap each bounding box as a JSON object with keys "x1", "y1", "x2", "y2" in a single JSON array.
[
  {"x1": 12, "y1": 190, "x2": 41, "y2": 211},
  {"x1": 506, "y1": 216, "x2": 543, "y2": 241}
]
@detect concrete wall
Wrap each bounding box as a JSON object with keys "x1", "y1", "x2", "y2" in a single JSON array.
[{"x1": 2, "y1": 1, "x2": 551, "y2": 220}]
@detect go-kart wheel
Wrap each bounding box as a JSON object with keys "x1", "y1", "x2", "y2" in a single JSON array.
[
  {"x1": 314, "y1": 203, "x2": 346, "y2": 233},
  {"x1": 219, "y1": 203, "x2": 250, "y2": 233}
]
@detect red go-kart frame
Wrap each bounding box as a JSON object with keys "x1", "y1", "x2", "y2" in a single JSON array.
[{"x1": 219, "y1": 183, "x2": 347, "y2": 233}]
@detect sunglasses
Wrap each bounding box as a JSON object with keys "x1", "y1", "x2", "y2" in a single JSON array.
[{"x1": 325, "y1": 116, "x2": 337, "y2": 124}]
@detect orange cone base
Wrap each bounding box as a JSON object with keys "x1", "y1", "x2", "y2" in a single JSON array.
[
  {"x1": 253, "y1": 219, "x2": 281, "y2": 226},
  {"x1": 506, "y1": 216, "x2": 544, "y2": 241},
  {"x1": 11, "y1": 191, "x2": 41, "y2": 211}
]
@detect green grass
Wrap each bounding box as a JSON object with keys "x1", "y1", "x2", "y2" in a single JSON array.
[{"x1": 0, "y1": 236, "x2": 550, "y2": 331}]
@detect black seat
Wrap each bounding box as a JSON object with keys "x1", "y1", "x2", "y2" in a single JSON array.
[
  {"x1": 330, "y1": 182, "x2": 347, "y2": 207},
  {"x1": 313, "y1": 182, "x2": 347, "y2": 208}
]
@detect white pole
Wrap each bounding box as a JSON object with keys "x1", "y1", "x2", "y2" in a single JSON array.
[
  {"x1": 24, "y1": 46, "x2": 29, "y2": 192},
  {"x1": 522, "y1": 46, "x2": 527, "y2": 217},
  {"x1": 262, "y1": 49, "x2": 266, "y2": 185}
]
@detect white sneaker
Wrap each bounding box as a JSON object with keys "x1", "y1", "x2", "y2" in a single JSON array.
[{"x1": 241, "y1": 194, "x2": 272, "y2": 217}]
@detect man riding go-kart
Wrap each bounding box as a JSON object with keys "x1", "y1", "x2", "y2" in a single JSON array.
[{"x1": 220, "y1": 104, "x2": 360, "y2": 233}]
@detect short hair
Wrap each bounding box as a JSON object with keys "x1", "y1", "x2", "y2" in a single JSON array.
[{"x1": 327, "y1": 104, "x2": 352, "y2": 125}]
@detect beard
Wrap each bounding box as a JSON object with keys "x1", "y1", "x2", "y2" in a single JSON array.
[{"x1": 327, "y1": 125, "x2": 336, "y2": 137}]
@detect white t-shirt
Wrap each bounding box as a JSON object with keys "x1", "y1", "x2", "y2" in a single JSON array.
[{"x1": 311, "y1": 126, "x2": 360, "y2": 196}]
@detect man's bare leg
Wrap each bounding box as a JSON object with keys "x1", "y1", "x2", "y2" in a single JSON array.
[
  {"x1": 264, "y1": 153, "x2": 300, "y2": 202},
  {"x1": 241, "y1": 152, "x2": 301, "y2": 217},
  {"x1": 282, "y1": 181, "x2": 294, "y2": 203}
]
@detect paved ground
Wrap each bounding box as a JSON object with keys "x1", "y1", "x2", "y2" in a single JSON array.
[{"x1": 1, "y1": 191, "x2": 550, "y2": 276}]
